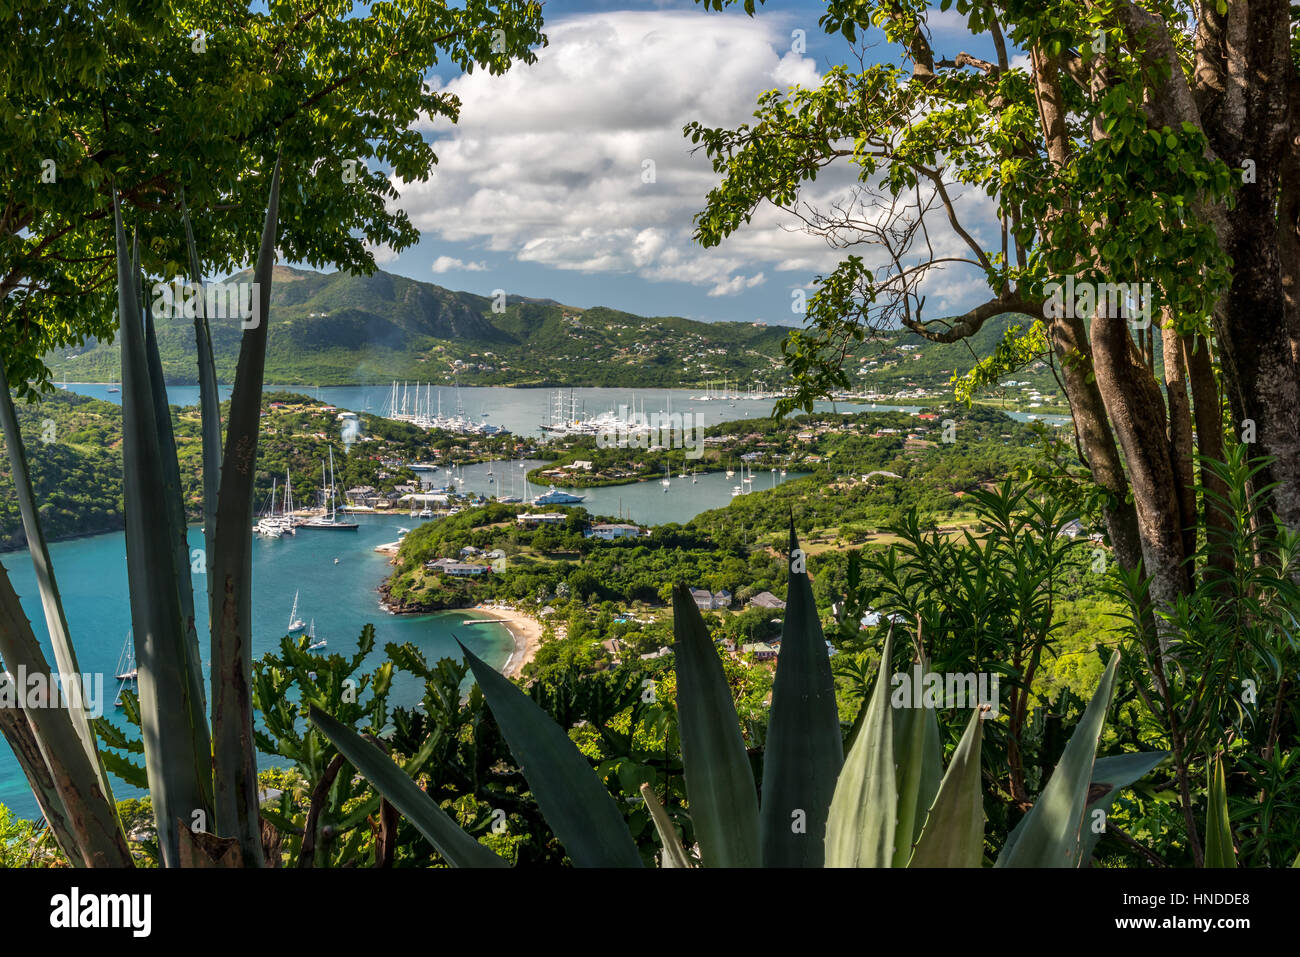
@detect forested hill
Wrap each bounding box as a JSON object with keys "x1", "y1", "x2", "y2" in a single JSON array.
[
  {"x1": 42, "y1": 266, "x2": 792, "y2": 388},
  {"x1": 41, "y1": 267, "x2": 1056, "y2": 399}
]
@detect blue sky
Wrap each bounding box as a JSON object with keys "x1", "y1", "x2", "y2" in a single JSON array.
[{"x1": 353, "y1": 0, "x2": 1003, "y2": 326}]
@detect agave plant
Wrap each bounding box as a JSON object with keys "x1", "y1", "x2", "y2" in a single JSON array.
[
  {"x1": 312, "y1": 524, "x2": 1168, "y2": 867},
  {"x1": 0, "y1": 160, "x2": 283, "y2": 867}
]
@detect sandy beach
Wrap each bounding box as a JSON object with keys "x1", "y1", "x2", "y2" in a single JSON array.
[{"x1": 467, "y1": 603, "x2": 544, "y2": 679}]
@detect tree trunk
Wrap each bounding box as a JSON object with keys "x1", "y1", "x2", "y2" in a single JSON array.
[
  {"x1": 1184, "y1": 334, "x2": 1234, "y2": 580},
  {"x1": 1091, "y1": 316, "x2": 1192, "y2": 632},
  {"x1": 1161, "y1": 317, "x2": 1198, "y2": 565}
]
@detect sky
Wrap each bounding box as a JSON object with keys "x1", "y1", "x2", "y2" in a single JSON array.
[{"x1": 350, "y1": 0, "x2": 1005, "y2": 326}]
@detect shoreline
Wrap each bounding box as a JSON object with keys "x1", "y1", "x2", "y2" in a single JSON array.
[{"x1": 464, "y1": 603, "x2": 543, "y2": 679}]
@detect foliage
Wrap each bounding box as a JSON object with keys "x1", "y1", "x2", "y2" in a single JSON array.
[
  {"x1": 1106, "y1": 445, "x2": 1300, "y2": 866},
  {"x1": 2, "y1": 0, "x2": 547, "y2": 395},
  {"x1": 313, "y1": 525, "x2": 1156, "y2": 867}
]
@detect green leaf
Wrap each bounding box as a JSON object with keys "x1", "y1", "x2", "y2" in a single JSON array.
[
  {"x1": 309, "y1": 707, "x2": 507, "y2": 868},
  {"x1": 1076, "y1": 751, "x2": 1169, "y2": 864},
  {"x1": 210, "y1": 156, "x2": 282, "y2": 867},
  {"x1": 144, "y1": 288, "x2": 208, "y2": 721},
  {"x1": 100, "y1": 750, "x2": 150, "y2": 791},
  {"x1": 891, "y1": 658, "x2": 944, "y2": 866},
  {"x1": 116, "y1": 197, "x2": 213, "y2": 869},
  {"x1": 1205, "y1": 754, "x2": 1237, "y2": 868},
  {"x1": 0, "y1": 635, "x2": 85, "y2": 860},
  {"x1": 909, "y1": 709, "x2": 985, "y2": 867},
  {"x1": 825, "y1": 626, "x2": 897, "y2": 867},
  {"x1": 760, "y1": 523, "x2": 843, "y2": 867},
  {"x1": 0, "y1": 363, "x2": 113, "y2": 805},
  {"x1": 671, "y1": 583, "x2": 760, "y2": 867},
  {"x1": 459, "y1": 642, "x2": 643, "y2": 867},
  {"x1": 640, "y1": 782, "x2": 691, "y2": 868},
  {"x1": 179, "y1": 191, "x2": 223, "y2": 633},
  {"x1": 995, "y1": 650, "x2": 1121, "y2": 868}
]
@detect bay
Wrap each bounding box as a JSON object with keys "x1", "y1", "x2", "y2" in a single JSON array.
[
  {"x1": 58, "y1": 381, "x2": 1068, "y2": 429},
  {"x1": 0, "y1": 514, "x2": 513, "y2": 819},
  {"x1": 2, "y1": 383, "x2": 1065, "y2": 818},
  {"x1": 0, "y1": 451, "x2": 805, "y2": 819}
]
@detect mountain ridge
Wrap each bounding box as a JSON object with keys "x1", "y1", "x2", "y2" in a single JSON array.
[{"x1": 42, "y1": 267, "x2": 1060, "y2": 403}]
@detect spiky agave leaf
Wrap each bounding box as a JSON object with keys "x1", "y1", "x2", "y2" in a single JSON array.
[
  {"x1": 1075, "y1": 751, "x2": 1169, "y2": 864},
  {"x1": 890, "y1": 654, "x2": 944, "y2": 867},
  {"x1": 0, "y1": 557, "x2": 133, "y2": 865},
  {"x1": 210, "y1": 156, "x2": 281, "y2": 866},
  {"x1": 671, "y1": 583, "x2": 760, "y2": 867},
  {"x1": 908, "y1": 709, "x2": 985, "y2": 867},
  {"x1": 0, "y1": 363, "x2": 113, "y2": 805},
  {"x1": 639, "y1": 782, "x2": 691, "y2": 868},
  {"x1": 760, "y1": 522, "x2": 843, "y2": 867},
  {"x1": 459, "y1": 642, "x2": 642, "y2": 867},
  {"x1": 0, "y1": 629, "x2": 82, "y2": 858},
  {"x1": 144, "y1": 278, "x2": 208, "y2": 723},
  {"x1": 825, "y1": 625, "x2": 897, "y2": 867},
  {"x1": 309, "y1": 707, "x2": 507, "y2": 867},
  {"x1": 1205, "y1": 754, "x2": 1237, "y2": 868},
  {"x1": 116, "y1": 202, "x2": 214, "y2": 868},
  {"x1": 995, "y1": 650, "x2": 1121, "y2": 868},
  {"x1": 179, "y1": 191, "x2": 222, "y2": 660}
]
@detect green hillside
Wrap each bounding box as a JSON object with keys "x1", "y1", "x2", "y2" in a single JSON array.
[{"x1": 41, "y1": 267, "x2": 1062, "y2": 406}]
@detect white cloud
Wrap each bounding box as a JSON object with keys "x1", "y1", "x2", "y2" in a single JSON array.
[
  {"x1": 393, "y1": 10, "x2": 1000, "y2": 314},
  {"x1": 365, "y1": 241, "x2": 399, "y2": 265},
  {"x1": 392, "y1": 11, "x2": 834, "y2": 297},
  {"x1": 430, "y1": 255, "x2": 487, "y2": 273},
  {"x1": 708, "y1": 272, "x2": 766, "y2": 297}
]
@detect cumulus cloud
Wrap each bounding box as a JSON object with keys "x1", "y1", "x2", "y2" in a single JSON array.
[
  {"x1": 394, "y1": 10, "x2": 997, "y2": 314},
  {"x1": 365, "y1": 241, "x2": 400, "y2": 265},
  {"x1": 431, "y1": 255, "x2": 488, "y2": 273}
]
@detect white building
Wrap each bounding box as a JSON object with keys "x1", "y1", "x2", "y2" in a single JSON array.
[
  {"x1": 516, "y1": 512, "x2": 567, "y2": 526},
  {"x1": 587, "y1": 522, "x2": 645, "y2": 540},
  {"x1": 425, "y1": 557, "x2": 491, "y2": 577},
  {"x1": 690, "y1": 588, "x2": 732, "y2": 611}
]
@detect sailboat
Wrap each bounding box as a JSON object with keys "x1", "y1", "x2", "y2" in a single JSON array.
[
  {"x1": 276, "y1": 468, "x2": 297, "y2": 534},
  {"x1": 661, "y1": 464, "x2": 671, "y2": 492},
  {"x1": 255, "y1": 477, "x2": 285, "y2": 537},
  {"x1": 288, "y1": 590, "x2": 306, "y2": 633},
  {"x1": 307, "y1": 619, "x2": 326, "y2": 651},
  {"x1": 114, "y1": 631, "x2": 137, "y2": 707},
  {"x1": 300, "y1": 448, "x2": 358, "y2": 529},
  {"x1": 725, "y1": 461, "x2": 735, "y2": 479},
  {"x1": 498, "y1": 458, "x2": 522, "y2": 504}
]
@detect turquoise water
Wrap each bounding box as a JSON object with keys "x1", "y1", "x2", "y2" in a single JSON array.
[
  {"x1": 0, "y1": 514, "x2": 514, "y2": 819},
  {"x1": 0, "y1": 460, "x2": 804, "y2": 818},
  {"x1": 438, "y1": 457, "x2": 808, "y2": 526}
]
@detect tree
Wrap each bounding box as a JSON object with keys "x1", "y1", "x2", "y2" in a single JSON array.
[
  {"x1": 1, "y1": 0, "x2": 546, "y2": 394},
  {"x1": 688, "y1": 0, "x2": 1299, "y2": 627}
]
